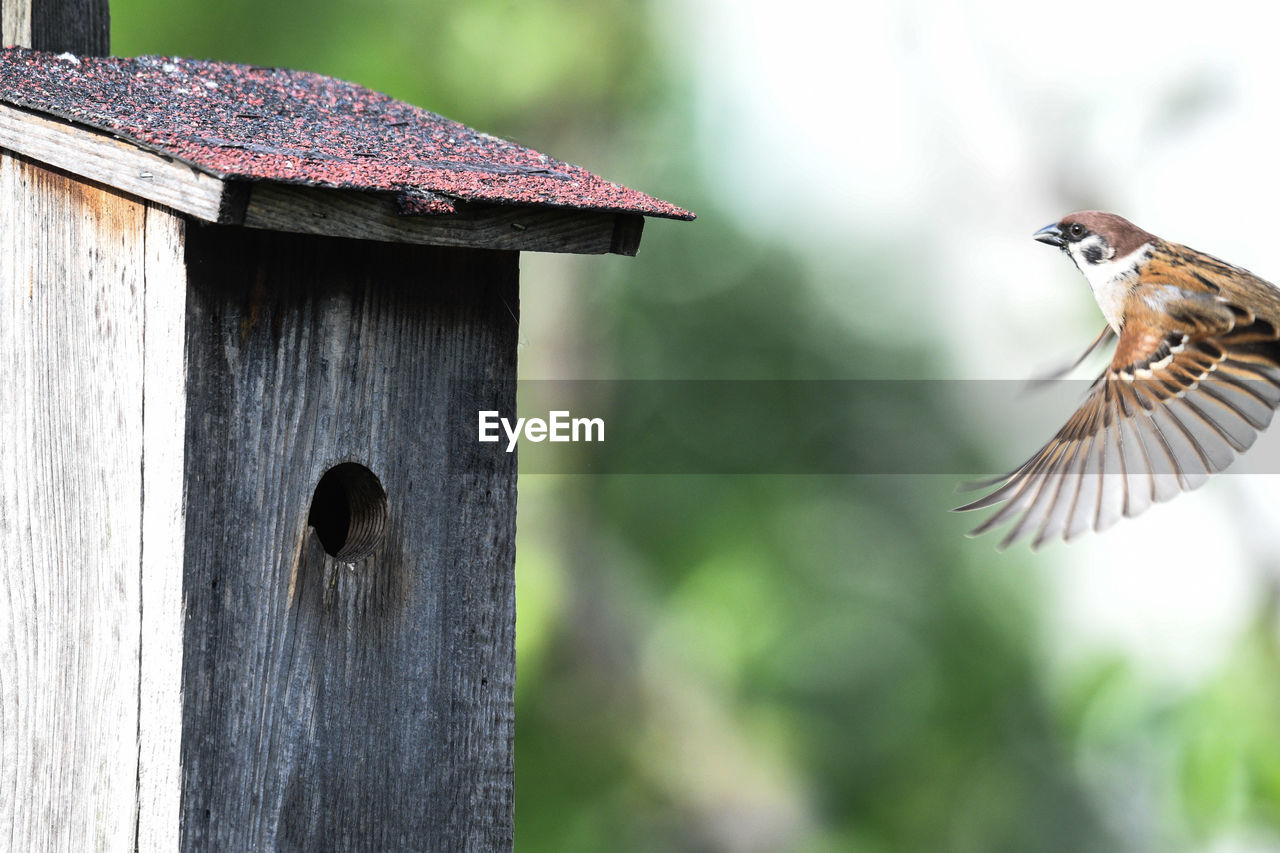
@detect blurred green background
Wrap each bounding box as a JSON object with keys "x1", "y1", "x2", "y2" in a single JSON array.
[{"x1": 110, "y1": 2, "x2": 1280, "y2": 850}]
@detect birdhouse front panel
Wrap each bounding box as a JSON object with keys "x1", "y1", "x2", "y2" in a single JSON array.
[{"x1": 179, "y1": 225, "x2": 518, "y2": 850}]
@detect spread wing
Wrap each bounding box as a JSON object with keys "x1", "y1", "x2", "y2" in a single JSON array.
[{"x1": 956, "y1": 292, "x2": 1280, "y2": 549}]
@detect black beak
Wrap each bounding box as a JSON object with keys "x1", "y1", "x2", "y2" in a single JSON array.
[{"x1": 1034, "y1": 223, "x2": 1066, "y2": 248}]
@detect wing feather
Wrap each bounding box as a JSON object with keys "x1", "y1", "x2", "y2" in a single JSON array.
[
  {"x1": 1112, "y1": 396, "x2": 1149, "y2": 516},
  {"x1": 1095, "y1": 417, "x2": 1127, "y2": 531},
  {"x1": 956, "y1": 300, "x2": 1280, "y2": 547}
]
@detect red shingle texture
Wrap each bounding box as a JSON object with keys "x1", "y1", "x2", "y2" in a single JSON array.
[{"x1": 0, "y1": 47, "x2": 693, "y2": 220}]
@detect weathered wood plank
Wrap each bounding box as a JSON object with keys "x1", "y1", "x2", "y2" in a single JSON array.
[
  {"x1": 244, "y1": 182, "x2": 632, "y2": 255},
  {"x1": 610, "y1": 213, "x2": 644, "y2": 256},
  {"x1": 0, "y1": 103, "x2": 230, "y2": 222},
  {"x1": 137, "y1": 208, "x2": 188, "y2": 852},
  {"x1": 3, "y1": 0, "x2": 109, "y2": 56},
  {"x1": 0, "y1": 152, "x2": 146, "y2": 849},
  {"x1": 1, "y1": 0, "x2": 31, "y2": 48},
  {"x1": 28, "y1": 0, "x2": 109, "y2": 56},
  {"x1": 180, "y1": 227, "x2": 518, "y2": 851}
]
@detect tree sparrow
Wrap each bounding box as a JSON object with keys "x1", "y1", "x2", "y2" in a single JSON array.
[{"x1": 956, "y1": 211, "x2": 1280, "y2": 549}]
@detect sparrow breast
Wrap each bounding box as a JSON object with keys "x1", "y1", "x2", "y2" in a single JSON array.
[{"x1": 1073, "y1": 242, "x2": 1149, "y2": 334}]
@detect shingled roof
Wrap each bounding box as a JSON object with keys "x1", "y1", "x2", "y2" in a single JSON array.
[
  {"x1": 0, "y1": 46, "x2": 696, "y2": 219},
  {"x1": 0, "y1": 47, "x2": 691, "y2": 222}
]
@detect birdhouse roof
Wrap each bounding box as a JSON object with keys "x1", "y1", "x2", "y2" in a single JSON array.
[{"x1": 0, "y1": 47, "x2": 692, "y2": 254}]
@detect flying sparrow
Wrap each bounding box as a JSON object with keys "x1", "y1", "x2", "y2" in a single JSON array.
[{"x1": 956, "y1": 211, "x2": 1280, "y2": 548}]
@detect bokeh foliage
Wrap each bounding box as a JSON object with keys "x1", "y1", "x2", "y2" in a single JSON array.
[{"x1": 111, "y1": 2, "x2": 1280, "y2": 850}]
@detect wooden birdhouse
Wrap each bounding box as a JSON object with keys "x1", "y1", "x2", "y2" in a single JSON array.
[{"x1": 0, "y1": 31, "x2": 689, "y2": 853}]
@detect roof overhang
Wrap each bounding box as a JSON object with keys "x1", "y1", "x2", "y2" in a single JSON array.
[{"x1": 0, "y1": 49, "x2": 692, "y2": 255}]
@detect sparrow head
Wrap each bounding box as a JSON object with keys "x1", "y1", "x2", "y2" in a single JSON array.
[{"x1": 1034, "y1": 211, "x2": 1155, "y2": 270}]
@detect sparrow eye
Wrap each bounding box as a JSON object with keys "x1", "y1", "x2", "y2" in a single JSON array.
[{"x1": 1068, "y1": 223, "x2": 1087, "y2": 240}]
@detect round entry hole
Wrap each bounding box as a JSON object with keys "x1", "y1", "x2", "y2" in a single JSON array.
[{"x1": 308, "y1": 463, "x2": 388, "y2": 562}]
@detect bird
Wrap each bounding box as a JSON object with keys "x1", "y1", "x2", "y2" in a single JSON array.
[{"x1": 956, "y1": 211, "x2": 1280, "y2": 549}]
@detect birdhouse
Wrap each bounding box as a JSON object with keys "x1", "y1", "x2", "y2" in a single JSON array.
[{"x1": 0, "y1": 47, "x2": 690, "y2": 850}]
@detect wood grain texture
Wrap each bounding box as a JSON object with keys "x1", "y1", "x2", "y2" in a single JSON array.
[
  {"x1": 0, "y1": 104, "x2": 231, "y2": 223},
  {"x1": 180, "y1": 226, "x2": 518, "y2": 851},
  {"x1": 2, "y1": 0, "x2": 109, "y2": 58},
  {"x1": 28, "y1": 0, "x2": 109, "y2": 56},
  {"x1": 137, "y1": 209, "x2": 188, "y2": 851},
  {"x1": 244, "y1": 183, "x2": 636, "y2": 255},
  {"x1": 0, "y1": 153, "x2": 147, "y2": 849},
  {"x1": 610, "y1": 214, "x2": 644, "y2": 256},
  {"x1": 1, "y1": 0, "x2": 32, "y2": 48}
]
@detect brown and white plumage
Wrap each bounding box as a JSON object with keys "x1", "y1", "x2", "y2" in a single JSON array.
[{"x1": 957, "y1": 211, "x2": 1280, "y2": 549}]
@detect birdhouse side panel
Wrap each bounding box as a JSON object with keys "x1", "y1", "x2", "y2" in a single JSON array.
[{"x1": 0, "y1": 152, "x2": 187, "y2": 850}]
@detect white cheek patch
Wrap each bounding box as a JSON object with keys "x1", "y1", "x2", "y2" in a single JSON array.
[
  {"x1": 1068, "y1": 234, "x2": 1114, "y2": 267},
  {"x1": 1072, "y1": 243, "x2": 1149, "y2": 333}
]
